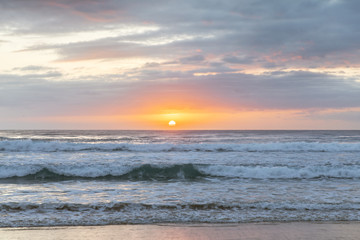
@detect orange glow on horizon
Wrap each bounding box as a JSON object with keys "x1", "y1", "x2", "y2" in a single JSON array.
[{"x1": 18, "y1": 107, "x2": 360, "y2": 130}]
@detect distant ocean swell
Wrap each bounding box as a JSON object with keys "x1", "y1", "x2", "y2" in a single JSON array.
[
  {"x1": 1, "y1": 140, "x2": 360, "y2": 152},
  {"x1": 1, "y1": 164, "x2": 360, "y2": 181}
]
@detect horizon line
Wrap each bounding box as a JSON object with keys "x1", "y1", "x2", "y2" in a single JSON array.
[{"x1": 1, "y1": 129, "x2": 359, "y2": 131}]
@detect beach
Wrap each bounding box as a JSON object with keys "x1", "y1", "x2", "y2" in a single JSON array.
[{"x1": 1, "y1": 222, "x2": 360, "y2": 240}]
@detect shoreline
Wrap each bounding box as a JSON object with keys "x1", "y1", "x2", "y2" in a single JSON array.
[
  {"x1": 1, "y1": 222, "x2": 360, "y2": 240},
  {"x1": 1, "y1": 220, "x2": 359, "y2": 228}
]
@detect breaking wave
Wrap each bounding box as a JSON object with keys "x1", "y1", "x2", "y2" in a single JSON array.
[
  {"x1": 2, "y1": 201, "x2": 360, "y2": 212},
  {"x1": 1, "y1": 163, "x2": 360, "y2": 181},
  {"x1": 1, "y1": 140, "x2": 360, "y2": 152},
  {"x1": 1, "y1": 201, "x2": 360, "y2": 227},
  {"x1": 0, "y1": 164, "x2": 205, "y2": 181}
]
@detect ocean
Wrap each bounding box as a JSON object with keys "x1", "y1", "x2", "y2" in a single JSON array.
[{"x1": 0, "y1": 130, "x2": 359, "y2": 227}]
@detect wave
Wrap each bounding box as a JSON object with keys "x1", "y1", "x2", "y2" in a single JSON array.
[
  {"x1": 198, "y1": 165, "x2": 360, "y2": 179},
  {"x1": 1, "y1": 163, "x2": 360, "y2": 181},
  {"x1": 2, "y1": 201, "x2": 360, "y2": 212},
  {"x1": 1, "y1": 140, "x2": 360, "y2": 152},
  {"x1": 1, "y1": 201, "x2": 360, "y2": 227},
  {"x1": 0, "y1": 164, "x2": 206, "y2": 181}
]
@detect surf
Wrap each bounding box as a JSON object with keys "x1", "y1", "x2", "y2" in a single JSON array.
[{"x1": 1, "y1": 139, "x2": 360, "y2": 153}]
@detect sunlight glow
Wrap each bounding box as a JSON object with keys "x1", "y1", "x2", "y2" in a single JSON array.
[{"x1": 168, "y1": 120, "x2": 176, "y2": 127}]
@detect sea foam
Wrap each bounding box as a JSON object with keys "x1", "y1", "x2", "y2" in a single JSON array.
[
  {"x1": 1, "y1": 164, "x2": 359, "y2": 180},
  {"x1": 0, "y1": 140, "x2": 360, "y2": 152}
]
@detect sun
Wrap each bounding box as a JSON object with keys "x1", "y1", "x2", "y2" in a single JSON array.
[{"x1": 168, "y1": 120, "x2": 176, "y2": 127}]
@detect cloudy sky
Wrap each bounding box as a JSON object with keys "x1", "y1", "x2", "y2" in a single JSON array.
[{"x1": 1, "y1": 0, "x2": 360, "y2": 129}]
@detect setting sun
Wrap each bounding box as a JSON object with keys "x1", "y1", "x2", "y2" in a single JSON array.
[{"x1": 168, "y1": 120, "x2": 176, "y2": 127}]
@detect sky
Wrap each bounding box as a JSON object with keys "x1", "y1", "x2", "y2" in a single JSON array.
[{"x1": 1, "y1": 0, "x2": 360, "y2": 130}]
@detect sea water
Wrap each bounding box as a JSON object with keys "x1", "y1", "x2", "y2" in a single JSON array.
[{"x1": 0, "y1": 130, "x2": 359, "y2": 227}]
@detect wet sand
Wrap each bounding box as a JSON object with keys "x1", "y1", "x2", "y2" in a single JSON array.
[{"x1": 1, "y1": 222, "x2": 359, "y2": 240}]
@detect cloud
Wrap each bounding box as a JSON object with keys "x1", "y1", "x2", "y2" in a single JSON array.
[
  {"x1": 306, "y1": 109, "x2": 360, "y2": 123},
  {"x1": 0, "y1": 73, "x2": 130, "y2": 116},
  {"x1": 1, "y1": 0, "x2": 360, "y2": 129},
  {"x1": 142, "y1": 62, "x2": 161, "y2": 68},
  {"x1": 222, "y1": 55, "x2": 253, "y2": 64},
  {"x1": 12, "y1": 65, "x2": 56, "y2": 72},
  {"x1": 5, "y1": 0, "x2": 360, "y2": 68},
  {"x1": 179, "y1": 55, "x2": 205, "y2": 64},
  {"x1": 133, "y1": 69, "x2": 360, "y2": 111},
  {"x1": 1, "y1": 69, "x2": 359, "y2": 119}
]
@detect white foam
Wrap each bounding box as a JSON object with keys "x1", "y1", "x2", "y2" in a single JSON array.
[
  {"x1": 0, "y1": 164, "x2": 136, "y2": 178},
  {"x1": 49, "y1": 165, "x2": 135, "y2": 178},
  {"x1": 0, "y1": 165, "x2": 43, "y2": 178},
  {"x1": 0, "y1": 201, "x2": 359, "y2": 227},
  {"x1": 1, "y1": 140, "x2": 360, "y2": 152},
  {"x1": 0, "y1": 163, "x2": 359, "y2": 179},
  {"x1": 197, "y1": 165, "x2": 360, "y2": 179}
]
